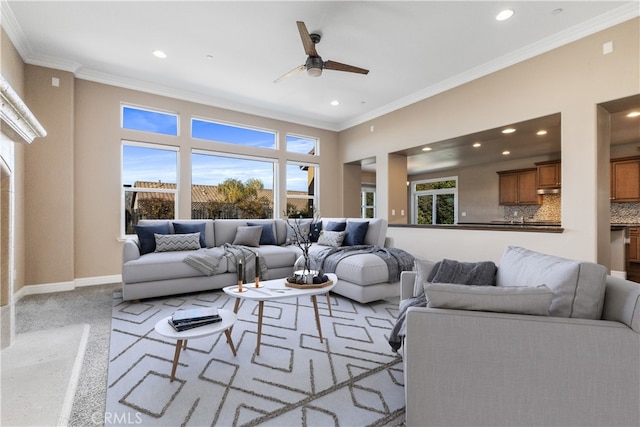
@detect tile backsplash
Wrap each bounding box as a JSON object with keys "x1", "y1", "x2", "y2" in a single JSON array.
[
  {"x1": 503, "y1": 194, "x2": 561, "y2": 222},
  {"x1": 503, "y1": 198, "x2": 640, "y2": 224}
]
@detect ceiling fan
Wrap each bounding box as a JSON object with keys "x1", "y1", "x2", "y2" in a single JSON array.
[{"x1": 274, "y1": 21, "x2": 369, "y2": 83}]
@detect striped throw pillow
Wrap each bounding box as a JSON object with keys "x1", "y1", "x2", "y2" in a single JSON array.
[{"x1": 154, "y1": 233, "x2": 201, "y2": 252}]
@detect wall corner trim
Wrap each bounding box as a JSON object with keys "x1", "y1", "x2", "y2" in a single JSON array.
[{"x1": 0, "y1": 75, "x2": 47, "y2": 143}]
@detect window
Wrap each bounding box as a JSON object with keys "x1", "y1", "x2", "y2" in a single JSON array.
[
  {"x1": 122, "y1": 105, "x2": 178, "y2": 136},
  {"x1": 286, "y1": 134, "x2": 317, "y2": 155},
  {"x1": 412, "y1": 177, "x2": 457, "y2": 225},
  {"x1": 362, "y1": 186, "x2": 376, "y2": 218},
  {"x1": 192, "y1": 118, "x2": 276, "y2": 149},
  {"x1": 122, "y1": 142, "x2": 178, "y2": 234},
  {"x1": 286, "y1": 162, "x2": 318, "y2": 217},
  {"x1": 191, "y1": 151, "x2": 275, "y2": 219}
]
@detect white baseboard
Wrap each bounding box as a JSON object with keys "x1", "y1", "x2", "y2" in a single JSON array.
[
  {"x1": 15, "y1": 275, "x2": 122, "y2": 302},
  {"x1": 75, "y1": 275, "x2": 121, "y2": 288},
  {"x1": 610, "y1": 270, "x2": 627, "y2": 279}
]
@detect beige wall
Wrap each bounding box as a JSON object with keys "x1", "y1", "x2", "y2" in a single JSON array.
[
  {"x1": 2, "y1": 18, "x2": 639, "y2": 290},
  {"x1": 339, "y1": 18, "x2": 640, "y2": 265},
  {"x1": 25, "y1": 65, "x2": 75, "y2": 286}
]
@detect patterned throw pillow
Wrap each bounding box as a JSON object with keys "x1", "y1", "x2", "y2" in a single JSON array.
[
  {"x1": 317, "y1": 230, "x2": 346, "y2": 247},
  {"x1": 154, "y1": 233, "x2": 201, "y2": 252}
]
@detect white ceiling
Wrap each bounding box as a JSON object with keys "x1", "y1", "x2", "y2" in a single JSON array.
[{"x1": 3, "y1": 1, "x2": 638, "y2": 132}]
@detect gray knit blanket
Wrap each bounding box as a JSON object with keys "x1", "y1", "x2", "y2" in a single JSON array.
[
  {"x1": 388, "y1": 259, "x2": 497, "y2": 352},
  {"x1": 183, "y1": 243, "x2": 267, "y2": 281},
  {"x1": 308, "y1": 245, "x2": 415, "y2": 283}
]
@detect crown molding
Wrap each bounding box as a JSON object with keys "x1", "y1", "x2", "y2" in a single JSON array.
[
  {"x1": 3, "y1": 1, "x2": 638, "y2": 133},
  {"x1": 337, "y1": 3, "x2": 640, "y2": 131}
]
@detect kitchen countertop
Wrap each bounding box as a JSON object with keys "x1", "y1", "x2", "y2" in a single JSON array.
[{"x1": 390, "y1": 222, "x2": 563, "y2": 233}]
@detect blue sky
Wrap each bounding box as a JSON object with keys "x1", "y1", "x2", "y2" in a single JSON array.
[{"x1": 122, "y1": 107, "x2": 315, "y2": 192}]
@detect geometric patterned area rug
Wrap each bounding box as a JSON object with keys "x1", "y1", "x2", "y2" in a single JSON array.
[{"x1": 105, "y1": 288, "x2": 404, "y2": 426}]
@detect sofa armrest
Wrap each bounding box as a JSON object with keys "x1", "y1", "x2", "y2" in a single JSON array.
[
  {"x1": 123, "y1": 239, "x2": 141, "y2": 263},
  {"x1": 400, "y1": 271, "x2": 416, "y2": 300},
  {"x1": 404, "y1": 307, "x2": 640, "y2": 427}
]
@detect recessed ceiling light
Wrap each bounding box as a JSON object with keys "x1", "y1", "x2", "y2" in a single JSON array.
[
  {"x1": 422, "y1": 147, "x2": 432, "y2": 152},
  {"x1": 627, "y1": 111, "x2": 640, "y2": 118},
  {"x1": 536, "y1": 130, "x2": 548, "y2": 136},
  {"x1": 496, "y1": 9, "x2": 514, "y2": 21},
  {"x1": 552, "y1": 8, "x2": 563, "y2": 15},
  {"x1": 502, "y1": 150, "x2": 511, "y2": 155},
  {"x1": 152, "y1": 50, "x2": 167, "y2": 59},
  {"x1": 501, "y1": 128, "x2": 516, "y2": 134},
  {"x1": 330, "y1": 100, "x2": 340, "y2": 106},
  {"x1": 472, "y1": 142, "x2": 482, "y2": 148}
]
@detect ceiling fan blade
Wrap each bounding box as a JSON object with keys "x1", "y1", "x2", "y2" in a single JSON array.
[
  {"x1": 296, "y1": 21, "x2": 318, "y2": 57},
  {"x1": 274, "y1": 64, "x2": 305, "y2": 83},
  {"x1": 324, "y1": 60, "x2": 369, "y2": 75}
]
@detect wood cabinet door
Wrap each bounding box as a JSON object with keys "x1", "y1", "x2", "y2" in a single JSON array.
[
  {"x1": 537, "y1": 162, "x2": 560, "y2": 188},
  {"x1": 517, "y1": 169, "x2": 540, "y2": 204},
  {"x1": 629, "y1": 228, "x2": 640, "y2": 262},
  {"x1": 612, "y1": 159, "x2": 640, "y2": 202},
  {"x1": 498, "y1": 173, "x2": 518, "y2": 205}
]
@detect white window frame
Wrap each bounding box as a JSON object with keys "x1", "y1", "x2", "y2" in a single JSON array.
[
  {"x1": 191, "y1": 149, "x2": 278, "y2": 218},
  {"x1": 121, "y1": 140, "x2": 180, "y2": 236},
  {"x1": 286, "y1": 161, "x2": 319, "y2": 218},
  {"x1": 361, "y1": 186, "x2": 376, "y2": 218},
  {"x1": 411, "y1": 176, "x2": 458, "y2": 225}
]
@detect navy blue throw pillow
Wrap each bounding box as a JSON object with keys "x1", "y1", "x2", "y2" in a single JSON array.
[
  {"x1": 135, "y1": 223, "x2": 171, "y2": 255},
  {"x1": 247, "y1": 222, "x2": 277, "y2": 245},
  {"x1": 325, "y1": 221, "x2": 347, "y2": 232},
  {"x1": 173, "y1": 222, "x2": 207, "y2": 248},
  {"x1": 309, "y1": 222, "x2": 323, "y2": 242},
  {"x1": 344, "y1": 221, "x2": 369, "y2": 246}
]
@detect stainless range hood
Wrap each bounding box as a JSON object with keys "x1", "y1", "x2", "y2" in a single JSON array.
[{"x1": 537, "y1": 187, "x2": 561, "y2": 195}]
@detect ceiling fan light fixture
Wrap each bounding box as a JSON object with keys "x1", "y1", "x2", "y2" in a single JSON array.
[{"x1": 307, "y1": 67, "x2": 323, "y2": 77}]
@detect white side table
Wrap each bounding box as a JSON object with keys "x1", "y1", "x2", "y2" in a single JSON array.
[{"x1": 154, "y1": 308, "x2": 236, "y2": 382}]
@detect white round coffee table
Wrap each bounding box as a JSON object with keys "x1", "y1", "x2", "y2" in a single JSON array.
[
  {"x1": 154, "y1": 308, "x2": 236, "y2": 382},
  {"x1": 223, "y1": 273, "x2": 336, "y2": 355}
]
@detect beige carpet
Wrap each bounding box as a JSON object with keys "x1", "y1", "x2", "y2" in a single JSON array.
[{"x1": 1, "y1": 323, "x2": 90, "y2": 426}]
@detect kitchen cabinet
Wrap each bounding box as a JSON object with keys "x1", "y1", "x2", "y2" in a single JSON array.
[
  {"x1": 536, "y1": 160, "x2": 561, "y2": 189},
  {"x1": 611, "y1": 156, "x2": 640, "y2": 202},
  {"x1": 497, "y1": 168, "x2": 541, "y2": 205}
]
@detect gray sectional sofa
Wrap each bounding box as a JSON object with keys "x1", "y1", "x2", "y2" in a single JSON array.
[
  {"x1": 399, "y1": 246, "x2": 640, "y2": 426},
  {"x1": 122, "y1": 217, "x2": 411, "y2": 303}
]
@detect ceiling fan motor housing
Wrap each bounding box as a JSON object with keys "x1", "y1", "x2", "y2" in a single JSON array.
[{"x1": 305, "y1": 56, "x2": 324, "y2": 76}]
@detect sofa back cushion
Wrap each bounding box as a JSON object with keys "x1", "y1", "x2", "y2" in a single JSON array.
[
  {"x1": 322, "y1": 218, "x2": 388, "y2": 247},
  {"x1": 138, "y1": 219, "x2": 215, "y2": 248},
  {"x1": 496, "y1": 246, "x2": 607, "y2": 319}
]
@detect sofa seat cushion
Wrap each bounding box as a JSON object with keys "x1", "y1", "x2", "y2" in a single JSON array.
[
  {"x1": 496, "y1": 246, "x2": 607, "y2": 319},
  {"x1": 255, "y1": 245, "x2": 298, "y2": 269},
  {"x1": 301, "y1": 245, "x2": 390, "y2": 285},
  {"x1": 123, "y1": 251, "x2": 224, "y2": 283}
]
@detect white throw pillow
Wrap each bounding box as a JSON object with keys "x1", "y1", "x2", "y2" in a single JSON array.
[
  {"x1": 232, "y1": 226, "x2": 263, "y2": 247},
  {"x1": 317, "y1": 230, "x2": 346, "y2": 247},
  {"x1": 425, "y1": 282, "x2": 553, "y2": 316}
]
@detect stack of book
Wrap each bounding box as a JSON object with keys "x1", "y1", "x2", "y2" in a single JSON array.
[{"x1": 168, "y1": 307, "x2": 222, "y2": 332}]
